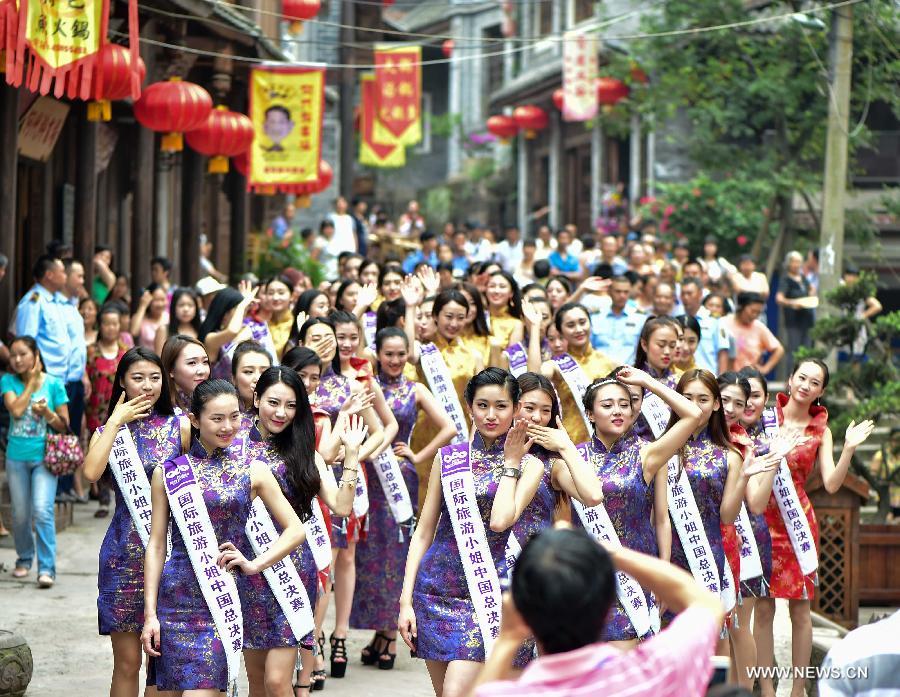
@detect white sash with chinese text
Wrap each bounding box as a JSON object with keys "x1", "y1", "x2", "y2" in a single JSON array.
[
  {"x1": 502, "y1": 533, "x2": 522, "y2": 579},
  {"x1": 107, "y1": 426, "x2": 154, "y2": 547},
  {"x1": 351, "y1": 463, "x2": 369, "y2": 519},
  {"x1": 504, "y1": 342, "x2": 529, "y2": 378},
  {"x1": 762, "y1": 407, "x2": 818, "y2": 580},
  {"x1": 163, "y1": 456, "x2": 242, "y2": 696},
  {"x1": 420, "y1": 342, "x2": 468, "y2": 443},
  {"x1": 572, "y1": 442, "x2": 654, "y2": 638},
  {"x1": 642, "y1": 395, "x2": 724, "y2": 602},
  {"x1": 734, "y1": 503, "x2": 763, "y2": 582},
  {"x1": 305, "y1": 498, "x2": 332, "y2": 573},
  {"x1": 363, "y1": 311, "x2": 378, "y2": 348},
  {"x1": 552, "y1": 353, "x2": 593, "y2": 433},
  {"x1": 245, "y1": 485, "x2": 315, "y2": 642},
  {"x1": 371, "y1": 448, "x2": 415, "y2": 524},
  {"x1": 440, "y1": 443, "x2": 503, "y2": 655}
]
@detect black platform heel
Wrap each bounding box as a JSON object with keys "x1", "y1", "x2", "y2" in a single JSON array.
[
  {"x1": 378, "y1": 636, "x2": 397, "y2": 671},
  {"x1": 361, "y1": 631, "x2": 390, "y2": 666},
  {"x1": 311, "y1": 631, "x2": 326, "y2": 691},
  {"x1": 329, "y1": 633, "x2": 348, "y2": 678}
]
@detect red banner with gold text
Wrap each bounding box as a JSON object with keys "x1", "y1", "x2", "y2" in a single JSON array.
[{"x1": 373, "y1": 44, "x2": 421, "y2": 146}]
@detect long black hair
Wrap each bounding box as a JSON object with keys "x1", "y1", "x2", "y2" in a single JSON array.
[
  {"x1": 517, "y1": 371, "x2": 560, "y2": 430},
  {"x1": 8, "y1": 336, "x2": 42, "y2": 377},
  {"x1": 199, "y1": 287, "x2": 244, "y2": 342},
  {"x1": 167, "y1": 287, "x2": 202, "y2": 338},
  {"x1": 737, "y1": 366, "x2": 768, "y2": 398},
  {"x1": 334, "y1": 279, "x2": 360, "y2": 313},
  {"x1": 488, "y1": 270, "x2": 523, "y2": 319},
  {"x1": 231, "y1": 340, "x2": 273, "y2": 379},
  {"x1": 282, "y1": 346, "x2": 322, "y2": 373},
  {"x1": 108, "y1": 347, "x2": 175, "y2": 420},
  {"x1": 456, "y1": 282, "x2": 490, "y2": 337},
  {"x1": 287, "y1": 289, "x2": 330, "y2": 346},
  {"x1": 254, "y1": 366, "x2": 319, "y2": 521},
  {"x1": 329, "y1": 310, "x2": 361, "y2": 375},
  {"x1": 376, "y1": 298, "x2": 405, "y2": 333},
  {"x1": 633, "y1": 316, "x2": 678, "y2": 370},
  {"x1": 464, "y1": 367, "x2": 520, "y2": 406}
]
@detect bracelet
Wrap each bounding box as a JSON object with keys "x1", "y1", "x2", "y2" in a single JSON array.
[
  {"x1": 501, "y1": 467, "x2": 521, "y2": 480},
  {"x1": 339, "y1": 477, "x2": 358, "y2": 488},
  {"x1": 342, "y1": 467, "x2": 359, "y2": 473}
]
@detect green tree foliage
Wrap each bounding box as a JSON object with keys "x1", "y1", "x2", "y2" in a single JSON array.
[
  {"x1": 602, "y1": 0, "x2": 899, "y2": 249},
  {"x1": 255, "y1": 234, "x2": 324, "y2": 288}
]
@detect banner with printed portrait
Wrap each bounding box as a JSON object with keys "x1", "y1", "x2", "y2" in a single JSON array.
[
  {"x1": 373, "y1": 44, "x2": 421, "y2": 146},
  {"x1": 359, "y1": 72, "x2": 405, "y2": 169},
  {"x1": 562, "y1": 31, "x2": 598, "y2": 122},
  {"x1": 249, "y1": 64, "x2": 325, "y2": 194}
]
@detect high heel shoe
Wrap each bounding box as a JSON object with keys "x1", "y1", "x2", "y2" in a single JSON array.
[
  {"x1": 361, "y1": 632, "x2": 390, "y2": 666},
  {"x1": 378, "y1": 636, "x2": 397, "y2": 671},
  {"x1": 329, "y1": 633, "x2": 348, "y2": 679},
  {"x1": 311, "y1": 631, "x2": 326, "y2": 691}
]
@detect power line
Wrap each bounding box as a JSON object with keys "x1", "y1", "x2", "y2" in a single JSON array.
[{"x1": 118, "y1": 0, "x2": 866, "y2": 70}]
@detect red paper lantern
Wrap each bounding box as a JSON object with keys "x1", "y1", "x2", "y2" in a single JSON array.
[
  {"x1": 513, "y1": 105, "x2": 548, "y2": 139},
  {"x1": 596, "y1": 77, "x2": 629, "y2": 107},
  {"x1": 486, "y1": 114, "x2": 519, "y2": 143},
  {"x1": 185, "y1": 106, "x2": 254, "y2": 174},
  {"x1": 630, "y1": 64, "x2": 649, "y2": 85},
  {"x1": 552, "y1": 88, "x2": 565, "y2": 112},
  {"x1": 296, "y1": 160, "x2": 333, "y2": 207},
  {"x1": 442, "y1": 39, "x2": 454, "y2": 58},
  {"x1": 134, "y1": 78, "x2": 213, "y2": 152},
  {"x1": 283, "y1": 0, "x2": 320, "y2": 35},
  {"x1": 88, "y1": 44, "x2": 146, "y2": 122}
]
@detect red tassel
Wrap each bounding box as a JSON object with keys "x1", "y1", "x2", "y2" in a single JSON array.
[{"x1": 128, "y1": 0, "x2": 139, "y2": 98}]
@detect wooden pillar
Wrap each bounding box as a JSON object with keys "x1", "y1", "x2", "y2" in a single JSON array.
[
  {"x1": 590, "y1": 119, "x2": 603, "y2": 226},
  {"x1": 628, "y1": 114, "x2": 642, "y2": 215},
  {"x1": 229, "y1": 171, "x2": 249, "y2": 281},
  {"x1": 517, "y1": 135, "x2": 528, "y2": 235},
  {"x1": 548, "y1": 111, "x2": 561, "y2": 229},
  {"x1": 180, "y1": 148, "x2": 203, "y2": 286},
  {"x1": 132, "y1": 126, "x2": 154, "y2": 297},
  {"x1": 74, "y1": 109, "x2": 98, "y2": 286},
  {"x1": 0, "y1": 84, "x2": 18, "y2": 334}
]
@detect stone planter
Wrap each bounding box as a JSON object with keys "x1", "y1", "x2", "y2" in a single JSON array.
[{"x1": 0, "y1": 630, "x2": 32, "y2": 697}]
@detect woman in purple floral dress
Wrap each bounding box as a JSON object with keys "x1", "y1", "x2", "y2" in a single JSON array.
[
  {"x1": 240, "y1": 367, "x2": 367, "y2": 697},
  {"x1": 398, "y1": 369, "x2": 544, "y2": 694},
  {"x1": 632, "y1": 316, "x2": 682, "y2": 439},
  {"x1": 82, "y1": 347, "x2": 189, "y2": 697},
  {"x1": 140, "y1": 379, "x2": 305, "y2": 694},
  {"x1": 576, "y1": 366, "x2": 702, "y2": 647},
  {"x1": 351, "y1": 328, "x2": 455, "y2": 670}
]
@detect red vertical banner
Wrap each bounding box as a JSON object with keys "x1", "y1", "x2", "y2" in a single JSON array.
[
  {"x1": 359, "y1": 73, "x2": 405, "y2": 168},
  {"x1": 373, "y1": 43, "x2": 421, "y2": 146}
]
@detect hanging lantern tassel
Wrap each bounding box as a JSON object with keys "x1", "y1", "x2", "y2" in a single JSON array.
[
  {"x1": 208, "y1": 155, "x2": 229, "y2": 174},
  {"x1": 296, "y1": 194, "x2": 312, "y2": 208},
  {"x1": 161, "y1": 132, "x2": 184, "y2": 152},
  {"x1": 0, "y1": 50, "x2": 6, "y2": 74},
  {"x1": 87, "y1": 99, "x2": 112, "y2": 122},
  {"x1": 288, "y1": 20, "x2": 303, "y2": 35}
]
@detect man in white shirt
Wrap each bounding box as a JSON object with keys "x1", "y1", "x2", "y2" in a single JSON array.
[
  {"x1": 465, "y1": 224, "x2": 494, "y2": 264},
  {"x1": 819, "y1": 610, "x2": 900, "y2": 696},
  {"x1": 328, "y1": 196, "x2": 358, "y2": 254},
  {"x1": 494, "y1": 226, "x2": 523, "y2": 273}
]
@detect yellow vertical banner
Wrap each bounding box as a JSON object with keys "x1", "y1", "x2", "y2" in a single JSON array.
[
  {"x1": 359, "y1": 73, "x2": 405, "y2": 168},
  {"x1": 249, "y1": 65, "x2": 325, "y2": 194},
  {"x1": 373, "y1": 44, "x2": 421, "y2": 146}
]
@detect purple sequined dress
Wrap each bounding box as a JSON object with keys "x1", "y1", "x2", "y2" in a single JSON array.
[
  {"x1": 97, "y1": 414, "x2": 182, "y2": 635},
  {"x1": 155, "y1": 441, "x2": 252, "y2": 691},
  {"x1": 742, "y1": 421, "x2": 773, "y2": 596},
  {"x1": 238, "y1": 425, "x2": 318, "y2": 650},
  {"x1": 412, "y1": 434, "x2": 535, "y2": 666},
  {"x1": 351, "y1": 373, "x2": 419, "y2": 630},
  {"x1": 314, "y1": 366, "x2": 355, "y2": 548},
  {"x1": 669, "y1": 431, "x2": 727, "y2": 586},
  {"x1": 573, "y1": 432, "x2": 657, "y2": 641},
  {"x1": 508, "y1": 448, "x2": 554, "y2": 549}
]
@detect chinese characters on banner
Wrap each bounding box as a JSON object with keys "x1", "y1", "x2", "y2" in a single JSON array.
[
  {"x1": 561, "y1": 31, "x2": 598, "y2": 122},
  {"x1": 249, "y1": 65, "x2": 325, "y2": 194},
  {"x1": 373, "y1": 43, "x2": 421, "y2": 146},
  {"x1": 359, "y1": 73, "x2": 405, "y2": 168},
  {"x1": 9, "y1": 0, "x2": 110, "y2": 98}
]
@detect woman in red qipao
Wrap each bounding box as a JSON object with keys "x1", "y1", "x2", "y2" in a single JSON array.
[{"x1": 753, "y1": 358, "x2": 874, "y2": 697}]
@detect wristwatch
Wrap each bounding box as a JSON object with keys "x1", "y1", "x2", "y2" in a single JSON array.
[{"x1": 501, "y1": 467, "x2": 521, "y2": 480}]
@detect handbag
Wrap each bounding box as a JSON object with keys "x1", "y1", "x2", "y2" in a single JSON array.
[{"x1": 44, "y1": 430, "x2": 84, "y2": 477}]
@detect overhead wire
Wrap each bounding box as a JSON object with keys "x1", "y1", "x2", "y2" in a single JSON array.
[{"x1": 117, "y1": 0, "x2": 866, "y2": 69}]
